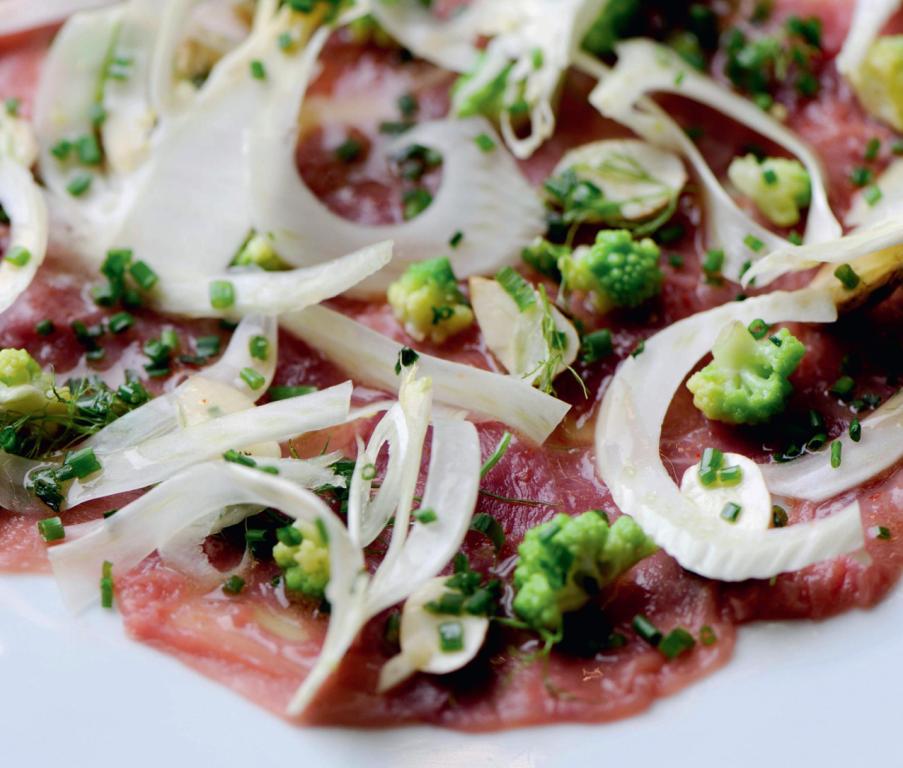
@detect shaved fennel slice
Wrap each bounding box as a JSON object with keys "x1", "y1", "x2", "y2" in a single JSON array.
[
  {"x1": 153, "y1": 241, "x2": 393, "y2": 317},
  {"x1": 64, "y1": 382, "x2": 353, "y2": 506},
  {"x1": 199, "y1": 313, "x2": 278, "y2": 398},
  {"x1": 0, "y1": 0, "x2": 117, "y2": 37},
  {"x1": 250, "y1": 113, "x2": 544, "y2": 295},
  {"x1": 367, "y1": 418, "x2": 480, "y2": 615},
  {"x1": 762, "y1": 390, "x2": 903, "y2": 503},
  {"x1": 680, "y1": 453, "x2": 772, "y2": 532},
  {"x1": 348, "y1": 368, "x2": 432, "y2": 549},
  {"x1": 281, "y1": 305, "x2": 570, "y2": 444},
  {"x1": 847, "y1": 159, "x2": 903, "y2": 228},
  {"x1": 369, "y1": 0, "x2": 485, "y2": 72},
  {"x1": 469, "y1": 276, "x2": 579, "y2": 386},
  {"x1": 0, "y1": 160, "x2": 48, "y2": 315},
  {"x1": 378, "y1": 576, "x2": 489, "y2": 692},
  {"x1": 0, "y1": 108, "x2": 38, "y2": 167},
  {"x1": 0, "y1": 451, "x2": 45, "y2": 515},
  {"x1": 836, "y1": 0, "x2": 902, "y2": 76},
  {"x1": 743, "y1": 217, "x2": 903, "y2": 287},
  {"x1": 596, "y1": 289, "x2": 866, "y2": 581}
]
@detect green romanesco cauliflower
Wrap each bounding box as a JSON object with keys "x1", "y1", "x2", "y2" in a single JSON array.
[
  {"x1": 848, "y1": 36, "x2": 903, "y2": 131},
  {"x1": 0, "y1": 348, "x2": 62, "y2": 415},
  {"x1": 686, "y1": 322, "x2": 806, "y2": 425},
  {"x1": 727, "y1": 154, "x2": 812, "y2": 227},
  {"x1": 0, "y1": 348, "x2": 42, "y2": 387},
  {"x1": 512, "y1": 511, "x2": 657, "y2": 639},
  {"x1": 232, "y1": 232, "x2": 289, "y2": 271},
  {"x1": 558, "y1": 229, "x2": 663, "y2": 312},
  {"x1": 387, "y1": 256, "x2": 474, "y2": 344},
  {"x1": 273, "y1": 520, "x2": 330, "y2": 600}
]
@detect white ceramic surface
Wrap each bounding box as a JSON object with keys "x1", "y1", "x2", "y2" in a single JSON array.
[{"x1": 1, "y1": 572, "x2": 897, "y2": 766}]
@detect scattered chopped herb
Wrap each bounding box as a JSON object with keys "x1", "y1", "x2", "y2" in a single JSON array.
[
  {"x1": 267, "y1": 384, "x2": 317, "y2": 400},
  {"x1": 850, "y1": 166, "x2": 872, "y2": 187},
  {"x1": 397, "y1": 92, "x2": 418, "y2": 118},
  {"x1": 469, "y1": 512, "x2": 506, "y2": 552},
  {"x1": 747, "y1": 318, "x2": 769, "y2": 339},
  {"x1": 743, "y1": 234, "x2": 764, "y2": 252},
  {"x1": 864, "y1": 184, "x2": 883, "y2": 206},
  {"x1": 394, "y1": 346, "x2": 419, "y2": 374},
  {"x1": 402, "y1": 187, "x2": 433, "y2": 220},
  {"x1": 249, "y1": 59, "x2": 267, "y2": 80},
  {"x1": 414, "y1": 508, "x2": 438, "y2": 524},
  {"x1": 699, "y1": 625, "x2": 718, "y2": 646},
  {"x1": 108, "y1": 312, "x2": 135, "y2": 334},
  {"x1": 865, "y1": 137, "x2": 881, "y2": 161},
  {"x1": 480, "y1": 431, "x2": 512, "y2": 478},
  {"x1": 35, "y1": 319, "x2": 55, "y2": 336},
  {"x1": 474, "y1": 132, "x2": 496, "y2": 152},
  {"x1": 849, "y1": 418, "x2": 861, "y2": 442},
  {"x1": 100, "y1": 561, "x2": 114, "y2": 608},
  {"x1": 438, "y1": 620, "x2": 465, "y2": 652},
  {"x1": 874, "y1": 526, "x2": 892, "y2": 540},
  {"x1": 630, "y1": 340, "x2": 645, "y2": 358},
  {"x1": 66, "y1": 173, "x2": 93, "y2": 197},
  {"x1": 833, "y1": 263, "x2": 860, "y2": 290},
  {"x1": 249, "y1": 335, "x2": 269, "y2": 361},
  {"x1": 4, "y1": 245, "x2": 30, "y2": 267},
  {"x1": 37, "y1": 516, "x2": 65, "y2": 543},
  {"x1": 496, "y1": 266, "x2": 536, "y2": 311},
  {"x1": 449, "y1": 230, "x2": 464, "y2": 248},
  {"x1": 632, "y1": 614, "x2": 663, "y2": 646},
  {"x1": 772, "y1": 505, "x2": 788, "y2": 528},
  {"x1": 720, "y1": 501, "x2": 742, "y2": 523},
  {"x1": 830, "y1": 440, "x2": 842, "y2": 468},
  {"x1": 334, "y1": 138, "x2": 363, "y2": 163},
  {"x1": 209, "y1": 279, "x2": 235, "y2": 309},
  {"x1": 659, "y1": 628, "x2": 695, "y2": 660},
  {"x1": 580, "y1": 328, "x2": 613, "y2": 363},
  {"x1": 240, "y1": 367, "x2": 266, "y2": 390},
  {"x1": 223, "y1": 575, "x2": 246, "y2": 595},
  {"x1": 830, "y1": 375, "x2": 855, "y2": 399}
]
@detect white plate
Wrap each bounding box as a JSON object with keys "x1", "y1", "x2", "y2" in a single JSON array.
[{"x1": 1, "y1": 572, "x2": 897, "y2": 766}]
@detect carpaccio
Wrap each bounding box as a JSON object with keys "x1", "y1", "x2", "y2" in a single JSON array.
[{"x1": 1, "y1": 0, "x2": 902, "y2": 731}]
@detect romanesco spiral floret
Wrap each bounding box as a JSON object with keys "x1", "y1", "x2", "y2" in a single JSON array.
[
  {"x1": 727, "y1": 154, "x2": 811, "y2": 227},
  {"x1": 232, "y1": 232, "x2": 289, "y2": 271},
  {"x1": 848, "y1": 36, "x2": 903, "y2": 132},
  {"x1": 387, "y1": 256, "x2": 474, "y2": 344},
  {"x1": 512, "y1": 511, "x2": 656, "y2": 638},
  {"x1": 558, "y1": 229, "x2": 663, "y2": 312},
  {"x1": 273, "y1": 520, "x2": 330, "y2": 600},
  {"x1": 686, "y1": 322, "x2": 806, "y2": 425},
  {"x1": 0, "y1": 348, "x2": 41, "y2": 387}
]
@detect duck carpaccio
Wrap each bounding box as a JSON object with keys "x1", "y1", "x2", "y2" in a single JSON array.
[{"x1": 1, "y1": 0, "x2": 901, "y2": 731}]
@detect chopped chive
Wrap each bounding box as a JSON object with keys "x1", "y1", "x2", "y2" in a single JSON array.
[
  {"x1": 249, "y1": 335, "x2": 269, "y2": 361},
  {"x1": 632, "y1": 614, "x2": 663, "y2": 646},
  {"x1": 874, "y1": 526, "x2": 892, "y2": 540},
  {"x1": 850, "y1": 166, "x2": 872, "y2": 187},
  {"x1": 743, "y1": 234, "x2": 764, "y2": 252},
  {"x1": 480, "y1": 431, "x2": 512, "y2": 478},
  {"x1": 788, "y1": 230, "x2": 803, "y2": 245},
  {"x1": 668, "y1": 253, "x2": 684, "y2": 268},
  {"x1": 720, "y1": 501, "x2": 742, "y2": 523},
  {"x1": 277, "y1": 31, "x2": 294, "y2": 50},
  {"x1": 249, "y1": 59, "x2": 267, "y2": 80},
  {"x1": 4, "y1": 96, "x2": 20, "y2": 116},
  {"x1": 402, "y1": 187, "x2": 433, "y2": 220},
  {"x1": 378, "y1": 120, "x2": 414, "y2": 135},
  {"x1": 630, "y1": 340, "x2": 645, "y2": 358},
  {"x1": 772, "y1": 505, "x2": 788, "y2": 528},
  {"x1": 360, "y1": 463, "x2": 377, "y2": 481},
  {"x1": 64, "y1": 447, "x2": 102, "y2": 478},
  {"x1": 37, "y1": 516, "x2": 65, "y2": 542},
  {"x1": 699, "y1": 447, "x2": 724, "y2": 486},
  {"x1": 209, "y1": 279, "x2": 235, "y2": 309},
  {"x1": 833, "y1": 263, "x2": 860, "y2": 290},
  {"x1": 224, "y1": 448, "x2": 256, "y2": 467},
  {"x1": 127, "y1": 260, "x2": 158, "y2": 291},
  {"x1": 66, "y1": 172, "x2": 93, "y2": 197},
  {"x1": 245, "y1": 528, "x2": 266, "y2": 546},
  {"x1": 397, "y1": 92, "x2": 418, "y2": 118},
  {"x1": 474, "y1": 132, "x2": 496, "y2": 152},
  {"x1": 864, "y1": 184, "x2": 883, "y2": 206},
  {"x1": 89, "y1": 103, "x2": 107, "y2": 126},
  {"x1": 702, "y1": 248, "x2": 724, "y2": 276},
  {"x1": 717, "y1": 465, "x2": 743, "y2": 486},
  {"x1": 35, "y1": 319, "x2": 55, "y2": 336},
  {"x1": 108, "y1": 311, "x2": 135, "y2": 334},
  {"x1": 240, "y1": 366, "x2": 265, "y2": 390},
  {"x1": 580, "y1": 329, "x2": 613, "y2": 363},
  {"x1": 315, "y1": 518, "x2": 329, "y2": 545},
  {"x1": 495, "y1": 266, "x2": 536, "y2": 311},
  {"x1": 438, "y1": 620, "x2": 464, "y2": 652},
  {"x1": 831, "y1": 375, "x2": 855, "y2": 399},
  {"x1": 335, "y1": 138, "x2": 363, "y2": 163},
  {"x1": 659, "y1": 628, "x2": 696, "y2": 660},
  {"x1": 223, "y1": 575, "x2": 246, "y2": 594},
  {"x1": 267, "y1": 384, "x2": 316, "y2": 400},
  {"x1": 76, "y1": 134, "x2": 102, "y2": 165},
  {"x1": 699, "y1": 625, "x2": 717, "y2": 646},
  {"x1": 893, "y1": 140, "x2": 903, "y2": 156},
  {"x1": 4, "y1": 245, "x2": 31, "y2": 267},
  {"x1": 194, "y1": 335, "x2": 221, "y2": 359},
  {"x1": 100, "y1": 561, "x2": 114, "y2": 608},
  {"x1": 103, "y1": 508, "x2": 118, "y2": 519},
  {"x1": 50, "y1": 140, "x2": 72, "y2": 160},
  {"x1": 414, "y1": 508, "x2": 438, "y2": 524},
  {"x1": 865, "y1": 137, "x2": 881, "y2": 161},
  {"x1": 747, "y1": 318, "x2": 769, "y2": 339},
  {"x1": 449, "y1": 230, "x2": 464, "y2": 248},
  {"x1": 762, "y1": 168, "x2": 778, "y2": 185},
  {"x1": 849, "y1": 418, "x2": 861, "y2": 442},
  {"x1": 657, "y1": 224, "x2": 684, "y2": 244},
  {"x1": 830, "y1": 440, "x2": 842, "y2": 468},
  {"x1": 394, "y1": 346, "x2": 419, "y2": 374},
  {"x1": 469, "y1": 512, "x2": 506, "y2": 552}
]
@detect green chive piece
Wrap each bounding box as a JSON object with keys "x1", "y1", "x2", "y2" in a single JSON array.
[
  {"x1": 668, "y1": 253, "x2": 684, "y2": 268},
  {"x1": 51, "y1": 140, "x2": 72, "y2": 160},
  {"x1": 223, "y1": 574, "x2": 246, "y2": 594},
  {"x1": 716, "y1": 465, "x2": 743, "y2": 486},
  {"x1": 850, "y1": 166, "x2": 872, "y2": 187},
  {"x1": 414, "y1": 508, "x2": 438, "y2": 524},
  {"x1": 833, "y1": 263, "x2": 860, "y2": 290},
  {"x1": 788, "y1": 230, "x2": 803, "y2": 245},
  {"x1": 831, "y1": 375, "x2": 855, "y2": 399},
  {"x1": 659, "y1": 627, "x2": 696, "y2": 660},
  {"x1": 864, "y1": 184, "x2": 883, "y2": 206},
  {"x1": 249, "y1": 335, "x2": 269, "y2": 361},
  {"x1": 108, "y1": 311, "x2": 135, "y2": 334},
  {"x1": 438, "y1": 620, "x2": 464, "y2": 652},
  {"x1": 250, "y1": 59, "x2": 267, "y2": 80},
  {"x1": 772, "y1": 505, "x2": 788, "y2": 528},
  {"x1": 361, "y1": 463, "x2": 377, "y2": 481},
  {"x1": 699, "y1": 447, "x2": 724, "y2": 486},
  {"x1": 129, "y1": 260, "x2": 158, "y2": 290},
  {"x1": 720, "y1": 501, "x2": 742, "y2": 523},
  {"x1": 495, "y1": 266, "x2": 536, "y2": 311},
  {"x1": 4, "y1": 96, "x2": 20, "y2": 116},
  {"x1": 743, "y1": 234, "x2": 764, "y2": 252},
  {"x1": 76, "y1": 134, "x2": 102, "y2": 165},
  {"x1": 334, "y1": 138, "x2": 363, "y2": 163},
  {"x1": 100, "y1": 561, "x2": 114, "y2": 608},
  {"x1": 874, "y1": 526, "x2": 892, "y2": 540},
  {"x1": 37, "y1": 516, "x2": 65, "y2": 542},
  {"x1": 64, "y1": 447, "x2": 102, "y2": 478},
  {"x1": 469, "y1": 512, "x2": 506, "y2": 552},
  {"x1": 747, "y1": 318, "x2": 769, "y2": 339},
  {"x1": 240, "y1": 366, "x2": 265, "y2": 390},
  {"x1": 830, "y1": 440, "x2": 842, "y2": 468},
  {"x1": 194, "y1": 335, "x2": 221, "y2": 359},
  {"x1": 66, "y1": 172, "x2": 93, "y2": 197},
  {"x1": 580, "y1": 329, "x2": 613, "y2": 363},
  {"x1": 449, "y1": 230, "x2": 464, "y2": 248},
  {"x1": 89, "y1": 103, "x2": 107, "y2": 126},
  {"x1": 394, "y1": 346, "x2": 419, "y2": 374},
  {"x1": 702, "y1": 248, "x2": 724, "y2": 275},
  {"x1": 699, "y1": 625, "x2": 717, "y2": 646},
  {"x1": 402, "y1": 187, "x2": 433, "y2": 220},
  {"x1": 4, "y1": 245, "x2": 31, "y2": 267},
  {"x1": 762, "y1": 168, "x2": 778, "y2": 185},
  {"x1": 480, "y1": 431, "x2": 512, "y2": 478},
  {"x1": 397, "y1": 92, "x2": 418, "y2": 118},
  {"x1": 474, "y1": 132, "x2": 496, "y2": 152},
  {"x1": 630, "y1": 340, "x2": 645, "y2": 358},
  {"x1": 209, "y1": 280, "x2": 235, "y2": 309},
  {"x1": 35, "y1": 319, "x2": 55, "y2": 336},
  {"x1": 865, "y1": 137, "x2": 881, "y2": 161},
  {"x1": 849, "y1": 418, "x2": 862, "y2": 442},
  {"x1": 633, "y1": 614, "x2": 663, "y2": 646},
  {"x1": 267, "y1": 384, "x2": 316, "y2": 400}
]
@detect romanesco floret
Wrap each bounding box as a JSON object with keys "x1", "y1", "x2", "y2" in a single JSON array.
[
  {"x1": 512, "y1": 511, "x2": 656, "y2": 639},
  {"x1": 686, "y1": 322, "x2": 806, "y2": 425},
  {"x1": 558, "y1": 229, "x2": 663, "y2": 312},
  {"x1": 848, "y1": 36, "x2": 903, "y2": 131},
  {"x1": 727, "y1": 154, "x2": 812, "y2": 227},
  {"x1": 0, "y1": 348, "x2": 41, "y2": 387},
  {"x1": 387, "y1": 256, "x2": 474, "y2": 344},
  {"x1": 232, "y1": 232, "x2": 289, "y2": 271},
  {"x1": 273, "y1": 520, "x2": 330, "y2": 600}
]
